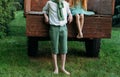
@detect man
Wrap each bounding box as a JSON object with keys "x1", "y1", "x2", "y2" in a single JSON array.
[{"x1": 42, "y1": 0, "x2": 72, "y2": 75}]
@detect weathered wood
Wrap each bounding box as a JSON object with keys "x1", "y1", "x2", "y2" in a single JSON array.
[
  {"x1": 87, "y1": 0, "x2": 115, "y2": 15},
  {"x1": 24, "y1": 0, "x2": 115, "y2": 15},
  {"x1": 25, "y1": 0, "x2": 115, "y2": 38},
  {"x1": 31, "y1": 0, "x2": 48, "y2": 11},
  {"x1": 26, "y1": 14, "x2": 112, "y2": 38},
  {"x1": 26, "y1": 14, "x2": 49, "y2": 37},
  {"x1": 24, "y1": 0, "x2": 31, "y2": 13}
]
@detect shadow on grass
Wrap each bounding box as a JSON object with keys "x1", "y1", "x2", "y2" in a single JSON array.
[
  {"x1": 8, "y1": 26, "x2": 26, "y2": 36},
  {"x1": 28, "y1": 48, "x2": 52, "y2": 59},
  {"x1": 29, "y1": 48, "x2": 87, "y2": 59},
  {"x1": 68, "y1": 48, "x2": 86, "y2": 57}
]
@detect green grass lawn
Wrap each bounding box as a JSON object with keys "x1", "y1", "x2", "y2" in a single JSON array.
[{"x1": 0, "y1": 11, "x2": 120, "y2": 77}]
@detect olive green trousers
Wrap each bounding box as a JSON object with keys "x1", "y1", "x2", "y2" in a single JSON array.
[{"x1": 49, "y1": 25, "x2": 68, "y2": 54}]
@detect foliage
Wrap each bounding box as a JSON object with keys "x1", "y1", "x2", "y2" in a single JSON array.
[
  {"x1": 0, "y1": 0, "x2": 15, "y2": 38},
  {"x1": 0, "y1": 24, "x2": 6, "y2": 38},
  {"x1": 14, "y1": 0, "x2": 24, "y2": 10},
  {"x1": 113, "y1": 0, "x2": 120, "y2": 26}
]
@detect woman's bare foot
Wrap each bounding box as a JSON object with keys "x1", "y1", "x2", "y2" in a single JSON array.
[
  {"x1": 80, "y1": 32, "x2": 83, "y2": 38},
  {"x1": 61, "y1": 68, "x2": 70, "y2": 75},
  {"x1": 77, "y1": 32, "x2": 83, "y2": 38},
  {"x1": 53, "y1": 68, "x2": 58, "y2": 74},
  {"x1": 77, "y1": 34, "x2": 80, "y2": 38}
]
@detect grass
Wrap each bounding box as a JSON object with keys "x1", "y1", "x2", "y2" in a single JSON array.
[{"x1": 0, "y1": 11, "x2": 120, "y2": 77}]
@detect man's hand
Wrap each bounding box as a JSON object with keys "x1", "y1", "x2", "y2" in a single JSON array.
[
  {"x1": 68, "y1": 14, "x2": 73, "y2": 24},
  {"x1": 44, "y1": 14, "x2": 49, "y2": 24}
]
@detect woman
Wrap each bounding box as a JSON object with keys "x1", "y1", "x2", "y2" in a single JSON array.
[{"x1": 69, "y1": 0, "x2": 95, "y2": 38}]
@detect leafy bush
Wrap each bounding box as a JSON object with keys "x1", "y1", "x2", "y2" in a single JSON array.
[
  {"x1": 113, "y1": 0, "x2": 120, "y2": 26},
  {"x1": 0, "y1": 0, "x2": 15, "y2": 38},
  {"x1": 0, "y1": 24, "x2": 6, "y2": 38},
  {"x1": 14, "y1": 2, "x2": 22, "y2": 10},
  {"x1": 14, "y1": 0, "x2": 24, "y2": 10}
]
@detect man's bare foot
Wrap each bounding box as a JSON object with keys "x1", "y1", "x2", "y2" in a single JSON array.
[
  {"x1": 61, "y1": 68, "x2": 70, "y2": 75},
  {"x1": 53, "y1": 69, "x2": 58, "y2": 74}
]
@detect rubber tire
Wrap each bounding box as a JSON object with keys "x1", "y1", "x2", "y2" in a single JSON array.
[{"x1": 85, "y1": 38, "x2": 101, "y2": 57}]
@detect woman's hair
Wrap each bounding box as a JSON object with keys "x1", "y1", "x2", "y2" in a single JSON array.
[{"x1": 69, "y1": 0, "x2": 87, "y2": 10}]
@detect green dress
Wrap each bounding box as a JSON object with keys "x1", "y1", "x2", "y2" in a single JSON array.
[{"x1": 70, "y1": 1, "x2": 95, "y2": 16}]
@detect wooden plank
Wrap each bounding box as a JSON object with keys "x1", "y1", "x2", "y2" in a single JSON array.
[
  {"x1": 26, "y1": 14, "x2": 112, "y2": 38},
  {"x1": 24, "y1": 0, "x2": 31, "y2": 13},
  {"x1": 100, "y1": 0, "x2": 113, "y2": 15},
  {"x1": 87, "y1": 0, "x2": 115, "y2": 15},
  {"x1": 25, "y1": 0, "x2": 115, "y2": 38},
  {"x1": 26, "y1": 15, "x2": 49, "y2": 36},
  {"x1": 31, "y1": 0, "x2": 48, "y2": 11},
  {"x1": 26, "y1": 0, "x2": 115, "y2": 15}
]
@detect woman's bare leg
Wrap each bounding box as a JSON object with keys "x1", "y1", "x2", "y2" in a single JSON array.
[
  {"x1": 75, "y1": 14, "x2": 82, "y2": 38},
  {"x1": 52, "y1": 54, "x2": 58, "y2": 74},
  {"x1": 79, "y1": 14, "x2": 84, "y2": 38},
  {"x1": 61, "y1": 54, "x2": 70, "y2": 75}
]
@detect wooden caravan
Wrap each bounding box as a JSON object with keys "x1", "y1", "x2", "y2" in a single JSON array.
[{"x1": 24, "y1": 0, "x2": 115, "y2": 57}]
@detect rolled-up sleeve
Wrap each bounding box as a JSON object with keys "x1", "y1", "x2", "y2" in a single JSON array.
[
  {"x1": 42, "y1": 1, "x2": 49, "y2": 14},
  {"x1": 66, "y1": 3, "x2": 71, "y2": 15}
]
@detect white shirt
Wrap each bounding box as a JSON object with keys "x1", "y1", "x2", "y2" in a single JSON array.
[{"x1": 42, "y1": 0, "x2": 71, "y2": 26}]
